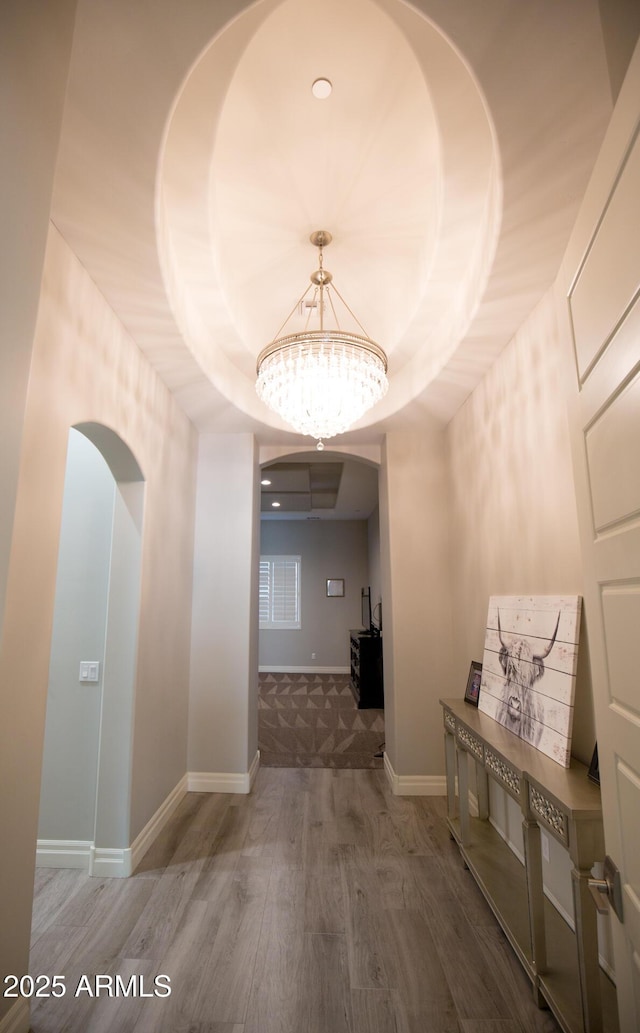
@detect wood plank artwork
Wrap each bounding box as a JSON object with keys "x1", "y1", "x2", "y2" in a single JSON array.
[{"x1": 478, "y1": 595, "x2": 582, "y2": 766}]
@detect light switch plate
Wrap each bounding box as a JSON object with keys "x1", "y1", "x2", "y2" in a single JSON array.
[{"x1": 79, "y1": 661, "x2": 100, "y2": 683}]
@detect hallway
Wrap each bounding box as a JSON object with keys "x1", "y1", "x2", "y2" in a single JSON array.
[{"x1": 28, "y1": 767, "x2": 560, "y2": 1033}]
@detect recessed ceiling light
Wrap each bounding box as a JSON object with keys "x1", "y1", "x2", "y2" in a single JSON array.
[
  {"x1": 311, "y1": 78, "x2": 332, "y2": 100},
  {"x1": 271, "y1": 501, "x2": 281, "y2": 508},
  {"x1": 261, "y1": 478, "x2": 272, "y2": 486}
]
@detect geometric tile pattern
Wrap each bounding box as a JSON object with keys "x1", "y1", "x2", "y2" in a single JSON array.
[{"x1": 258, "y1": 672, "x2": 384, "y2": 768}]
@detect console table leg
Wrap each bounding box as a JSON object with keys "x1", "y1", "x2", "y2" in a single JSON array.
[
  {"x1": 531, "y1": 979, "x2": 547, "y2": 1009},
  {"x1": 444, "y1": 729, "x2": 456, "y2": 820},
  {"x1": 523, "y1": 818, "x2": 547, "y2": 976},
  {"x1": 572, "y1": 867, "x2": 603, "y2": 1033},
  {"x1": 476, "y1": 763, "x2": 489, "y2": 821},
  {"x1": 458, "y1": 746, "x2": 470, "y2": 848}
]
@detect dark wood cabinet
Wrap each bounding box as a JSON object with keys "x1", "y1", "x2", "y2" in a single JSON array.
[{"x1": 349, "y1": 630, "x2": 383, "y2": 708}]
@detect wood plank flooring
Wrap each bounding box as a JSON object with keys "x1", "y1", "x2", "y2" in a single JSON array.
[{"x1": 28, "y1": 767, "x2": 561, "y2": 1033}]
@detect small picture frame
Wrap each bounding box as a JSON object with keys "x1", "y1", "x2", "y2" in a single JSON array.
[
  {"x1": 464, "y1": 661, "x2": 482, "y2": 707},
  {"x1": 588, "y1": 743, "x2": 600, "y2": 786},
  {"x1": 326, "y1": 578, "x2": 344, "y2": 597}
]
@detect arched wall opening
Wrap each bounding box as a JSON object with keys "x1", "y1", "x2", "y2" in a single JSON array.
[
  {"x1": 256, "y1": 428, "x2": 457, "y2": 791},
  {"x1": 189, "y1": 432, "x2": 448, "y2": 789},
  {"x1": 36, "y1": 424, "x2": 145, "y2": 877},
  {"x1": 256, "y1": 444, "x2": 390, "y2": 769},
  {"x1": 258, "y1": 446, "x2": 383, "y2": 674}
]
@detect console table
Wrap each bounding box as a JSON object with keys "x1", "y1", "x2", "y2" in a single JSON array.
[
  {"x1": 349, "y1": 630, "x2": 383, "y2": 708},
  {"x1": 440, "y1": 698, "x2": 618, "y2": 1033}
]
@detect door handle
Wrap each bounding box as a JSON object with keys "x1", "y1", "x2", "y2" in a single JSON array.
[{"x1": 588, "y1": 855, "x2": 623, "y2": 921}]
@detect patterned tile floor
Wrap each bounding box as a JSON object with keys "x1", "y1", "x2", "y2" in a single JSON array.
[{"x1": 258, "y1": 672, "x2": 385, "y2": 768}]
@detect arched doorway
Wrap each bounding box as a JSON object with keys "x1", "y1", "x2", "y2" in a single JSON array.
[
  {"x1": 36, "y1": 424, "x2": 144, "y2": 876},
  {"x1": 257, "y1": 448, "x2": 385, "y2": 768}
]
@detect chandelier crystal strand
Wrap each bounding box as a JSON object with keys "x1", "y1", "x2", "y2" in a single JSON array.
[
  {"x1": 255, "y1": 232, "x2": 388, "y2": 447},
  {"x1": 256, "y1": 333, "x2": 387, "y2": 440}
]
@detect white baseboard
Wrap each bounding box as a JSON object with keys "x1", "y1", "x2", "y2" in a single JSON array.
[
  {"x1": 383, "y1": 753, "x2": 446, "y2": 796},
  {"x1": 35, "y1": 839, "x2": 93, "y2": 870},
  {"x1": 36, "y1": 776, "x2": 189, "y2": 879},
  {"x1": 0, "y1": 998, "x2": 29, "y2": 1033},
  {"x1": 89, "y1": 845, "x2": 131, "y2": 879},
  {"x1": 259, "y1": 666, "x2": 350, "y2": 674},
  {"x1": 89, "y1": 773, "x2": 189, "y2": 878},
  {"x1": 188, "y1": 750, "x2": 260, "y2": 795},
  {"x1": 130, "y1": 774, "x2": 187, "y2": 874},
  {"x1": 248, "y1": 749, "x2": 260, "y2": 788}
]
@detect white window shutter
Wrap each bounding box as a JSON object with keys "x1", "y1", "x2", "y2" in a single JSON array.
[
  {"x1": 259, "y1": 556, "x2": 301, "y2": 629},
  {"x1": 259, "y1": 559, "x2": 271, "y2": 625}
]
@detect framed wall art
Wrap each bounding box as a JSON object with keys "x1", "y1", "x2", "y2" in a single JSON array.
[
  {"x1": 478, "y1": 595, "x2": 582, "y2": 767},
  {"x1": 464, "y1": 661, "x2": 482, "y2": 706},
  {"x1": 326, "y1": 578, "x2": 344, "y2": 597}
]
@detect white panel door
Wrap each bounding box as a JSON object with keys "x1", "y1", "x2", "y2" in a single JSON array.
[{"x1": 561, "y1": 39, "x2": 640, "y2": 1033}]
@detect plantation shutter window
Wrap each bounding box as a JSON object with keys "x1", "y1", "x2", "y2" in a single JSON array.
[{"x1": 259, "y1": 556, "x2": 301, "y2": 629}]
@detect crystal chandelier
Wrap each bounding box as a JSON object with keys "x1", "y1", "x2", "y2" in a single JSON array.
[{"x1": 256, "y1": 231, "x2": 388, "y2": 450}]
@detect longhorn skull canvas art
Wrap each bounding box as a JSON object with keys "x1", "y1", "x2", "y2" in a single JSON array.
[{"x1": 478, "y1": 596, "x2": 582, "y2": 766}]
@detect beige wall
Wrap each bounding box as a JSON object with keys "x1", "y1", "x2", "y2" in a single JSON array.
[
  {"x1": 0, "y1": 0, "x2": 77, "y2": 639},
  {"x1": 380, "y1": 282, "x2": 595, "y2": 787},
  {"x1": 598, "y1": 0, "x2": 640, "y2": 101},
  {"x1": 446, "y1": 288, "x2": 595, "y2": 762},
  {"x1": 381, "y1": 426, "x2": 455, "y2": 779},
  {"x1": 367, "y1": 505, "x2": 382, "y2": 628},
  {"x1": 188, "y1": 434, "x2": 260, "y2": 778},
  {"x1": 0, "y1": 5, "x2": 78, "y2": 1024},
  {"x1": 0, "y1": 226, "x2": 197, "y2": 1016}
]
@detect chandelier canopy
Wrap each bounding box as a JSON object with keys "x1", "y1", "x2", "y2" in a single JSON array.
[{"x1": 256, "y1": 231, "x2": 388, "y2": 449}]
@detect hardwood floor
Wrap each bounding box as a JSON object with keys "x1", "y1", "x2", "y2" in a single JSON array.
[{"x1": 28, "y1": 768, "x2": 561, "y2": 1033}]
